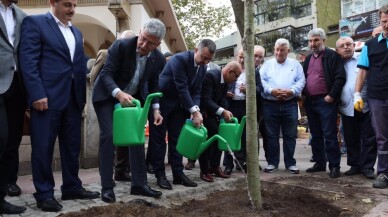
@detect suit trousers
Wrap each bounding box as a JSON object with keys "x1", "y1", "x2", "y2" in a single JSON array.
[
  {"x1": 94, "y1": 98, "x2": 147, "y2": 188},
  {"x1": 115, "y1": 147, "x2": 130, "y2": 173},
  {"x1": 0, "y1": 75, "x2": 25, "y2": 198},
  {"x1": 30, "y1": 88, "x2": 82, "y2": 201},
  {"x1": 198, "y1": 115, "x2": 223, "y2": 174},
  {"x1": 151, "y1": 101, "x2": 187, "y2": 177},
  {"x1": 223, "y1": 100, "x2": 246, "y2": 169},
  {"x1": 341, "y1": 112, "x2": 377, "y2": 171}
]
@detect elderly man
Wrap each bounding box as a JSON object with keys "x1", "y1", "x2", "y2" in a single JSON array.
[
  {"x1": 93, "y1": 19, "x2": 166, "y2": 202},
  {"x1": 354, "y1": 5, "x2": 388, "y2": 189},
  {"x1": 336, "y1": 36, "x2": 377, "y2": 179},
  {"x1": 260, "y1": 38, "x2": 305, "y2": 174},
  {"x1": 303, "y1": 28, "x2": 346, "y2": 178}
]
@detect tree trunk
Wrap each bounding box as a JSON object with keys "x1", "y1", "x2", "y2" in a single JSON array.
[
  {"x1": 243, "y1": 0, "x2": 262, "y2": 210},
  {"x1": 230, "y1": 0, "x2": 245, "y2": 38}
]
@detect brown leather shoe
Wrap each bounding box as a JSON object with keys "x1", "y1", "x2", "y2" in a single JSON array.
[
  {"x1": 184, "y1": 160, "x2": 195, "y2": 170},
  {"x1": 209, "y1": 167, "x2": 230, "y2": 178},
  {"x1": 200, "y1": 172, "x2": 214, "y2": 182}
]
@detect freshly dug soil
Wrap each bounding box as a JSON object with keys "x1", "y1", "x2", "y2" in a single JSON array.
[{"x1": 61, "y1": 175, "x2": 376, "y2": 217}]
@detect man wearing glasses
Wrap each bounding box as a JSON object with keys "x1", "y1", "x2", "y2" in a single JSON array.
[
  {"x1": 92, "y1": 18, "x2": 166, "y2": 202},
  {"x1": 335, "y1": 36, "x2": 377, "y2": 180},
  {"x1": 354, "y1": 5, "x2": 388, "y2": 189}
]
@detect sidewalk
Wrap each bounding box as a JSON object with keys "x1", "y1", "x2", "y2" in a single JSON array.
[{"x1": 3, "y1": 138, "x2": 388, "y2": 216}]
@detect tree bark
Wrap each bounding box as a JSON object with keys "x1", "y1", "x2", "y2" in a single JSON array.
[
  {"x1": 243, "y1": 0, "x2": 262, "y2": 210},
  {"x1": 230, "y1": 0, "x2": 245, "y2": 38}
]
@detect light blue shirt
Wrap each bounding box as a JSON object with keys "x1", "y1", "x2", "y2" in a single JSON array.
[
  {"x1": 358, "y1": 33, "x2": 388, "y2": 68},
  {"x1": 260, "y1": 58, "x2": 305, "y2": 101},
  {"x1": 339, "y1": 52, "x2": 368, "y2": 116}
]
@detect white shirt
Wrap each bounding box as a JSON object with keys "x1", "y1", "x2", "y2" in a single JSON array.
[
  {"x1": 0, "y1": 2, "x2": 15, "y2": 46},
  {"x1": 339, "y1": 52, "x2": 368, "y2": 116},
  {"x1": 232, "y1": 72, "x2": 246, "y2": 100},
  {"x1": 50, "y1": 12, "x2": 75, "y2": 62},
  {"x1": 260, "y1": 58, "x2": 305, "y2": 101}
]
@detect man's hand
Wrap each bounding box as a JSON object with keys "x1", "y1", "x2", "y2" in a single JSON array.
[
  {"x1": 239, "y1": 84, "x2": 246, "y2": 93},
  {"x1": 192, "y1": 111, "x2": 203, "y2": 128},
  {"x1": 226, "y1": 91, "x2": 235, "y2": 98},
  {"x1": 32, "y1": 98, "x2": 48, "y2": 111},
  {"x1": 353, "y1": 92, "x2": 364, "y2": 112},
  {"x1": 222, "y1": 110, "x2": 233, "y2": 122},
  {"x1": 115, "y1": 91, "x2": 134, "y2": 107},
  {"x1": 153, "y1": 109, "x2": 163, "y2": 126},
  {"x1": 324, "y1": 95, "x2": 335, "y2": 103}
]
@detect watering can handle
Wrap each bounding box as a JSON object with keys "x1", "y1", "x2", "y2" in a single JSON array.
[
  {"x1": 220, "y1": 117, "x2": 238, "y2": 124},
  {"x1": 114, "y1": 100, "x2": 141, "y2": 110},
  {"x1": 186, "y1": 119, "x2": 208, "y2": 134}
]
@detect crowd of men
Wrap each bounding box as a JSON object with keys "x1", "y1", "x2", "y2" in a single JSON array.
[{"x1": 1, "y1": 0, "x2": 388, "y2": 214}]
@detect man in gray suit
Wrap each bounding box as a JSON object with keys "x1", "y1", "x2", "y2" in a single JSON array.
[{"x1": 0, "y1": 0, "x2": 27, "y2": 214}]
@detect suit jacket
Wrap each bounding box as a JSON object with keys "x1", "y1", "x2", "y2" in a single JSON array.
[
  {"x1": 159, "y1": 50, "x2": 206, "y2": 111},
  {"x1": 200, "y1": 69, "x2": 228, "y2": 116},
  {"x1": 92, "y1": 37, "x2": 165, "y2": 103},
  {"x1": 19, "y1": 12, "x2": 86, "y2": 110},
  {"x1": 0, "y1": 5, "x2": 26, "y2": 94},
  {"x1": 89, "y1": 49, "x2": 107, "y2": 87}
]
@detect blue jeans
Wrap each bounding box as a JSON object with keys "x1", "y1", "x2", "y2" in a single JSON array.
[
  {"x1": 262, "y1": 99, "x2": 298, "y2": 168},
  {"x1": 305, "y1": 97, "x2": 341, "y2": 169}
]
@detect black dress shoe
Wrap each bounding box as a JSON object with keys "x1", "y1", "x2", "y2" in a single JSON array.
[
  {"x1": 7, "y1": 183, "x2": 22, "y2": 197},
  {"x1": 147, "y1": 164, "x2": 155, "y2": 174},
  {"x1": 363, "y1": 169, "x2": 376, "y2": 179},
  {"x1": 0, "y1": 200, "x2": 26, "y2": 214},
  {"x1": 157, "y1": 175, "x2": 172, "y2": 190},
  {"x1": 61, "y1": 187, "x2": 100, "y2": 200},
  {"x1": 306, "y1": 163, "x2": 326, "y2": 173},
  {"x1": 173, "y1": 174, "x2": 198, "y2": 187},
  {"x1": 37, "y1": 198, "x2": 63, "y2": 212},
  {"x1": 329, "y1": 167, "x2": 341, "y2": 178},
  {"x1": 344, "y1": 166, "x2": 361, "y2": 176},
  {"x1": 101, "y1": 188, "x2": 116, "y2": 203},
  {"x1": 224, "y1": 167, "x2": 233, "y2": 176},
  {"x1": 114, "y1": 171, "x2": 132, "y2": 182},
  {"x1": 131, "y1": 185, "x2": 162, "y2": 198}
]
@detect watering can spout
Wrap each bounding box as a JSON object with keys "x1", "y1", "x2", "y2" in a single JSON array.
[
  {"x1": 237, "y1": 116, "x2": 246, "y2": 138},
  {"x1": 139, "y1": 92, "x2": 163, "y2": 127},
  {"x1": 198, "y1": 134, "x2": 227, "y2": 158}
]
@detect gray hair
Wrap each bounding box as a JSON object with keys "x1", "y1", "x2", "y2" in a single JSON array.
[
  {"x1": 274, "y1": 38, "x2": 290, "y2": 48},
  {"x1": 120, "y1": 30, "x2": 136, "y2": 39},
  {"x1": 197, "y1": 39, "x2": 217, "y2": 54},
  {"x1": 142, "y1": 18, "x2": 166, "y2": 41},
  {"x1": 308, "y1": 28, "x2": 326, "y2": 40},
  {"x1": 335, "y1": 36, "x2": 354, "y2": 47},
  {"x1": 254, "y1": 45, "x2": 265, "y2": 53}
]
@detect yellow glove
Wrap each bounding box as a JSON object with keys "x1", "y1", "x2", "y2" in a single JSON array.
[{"x1": 353, "y1": 92, "x2": 364, "y2": 112}]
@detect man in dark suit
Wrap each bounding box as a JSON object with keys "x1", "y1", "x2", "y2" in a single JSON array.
[
  {"x1": 151, "y1": 39, "x2": 216, "y2": 190},
  {"x1": 19, "y1": 0, "x2": 99, "y2": 212},
  {"x1": 0, "y1": 0, "x2": 27, "y2": 214},
  {"x1": 92, "y1": 18, "x2": 165, "y2": 203},
  {"x1": 198, "y1": 61, "x2": 242, "y2": 182},
  {"x1": 90, "y1": 30, "x2": 136, "y2": 183}
]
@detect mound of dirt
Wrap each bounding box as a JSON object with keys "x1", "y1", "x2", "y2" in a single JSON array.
[{"x1": 61, "y1": 176, "x2": 376, "y2": 217}]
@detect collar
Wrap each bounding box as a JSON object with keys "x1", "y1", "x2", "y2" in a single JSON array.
[
  {"x1": 220, "y1": 72, "x2": 225, "y2": 84},
  {"x1": 50, "y1": 12, "x2": 72, "y2": 27},
  {"x1": 0, "y1": 1, "x2": 14, "y2": 10},
  {"x1": 378, "y1": 32, "x2": 387, "y2": 42}
]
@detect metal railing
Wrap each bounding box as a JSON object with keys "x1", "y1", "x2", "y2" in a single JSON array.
[{"x1": 18, "y1": 0, "x2": 109, "y2": 7}]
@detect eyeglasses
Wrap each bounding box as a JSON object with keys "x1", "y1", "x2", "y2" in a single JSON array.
[
  {"x1": 138, "y1": 34, "x2": 158, "y2": 49},
  {"x1": 231, "y1": 70, "x2": 239, "y2": 79},
  {"x1": 337, "y1": 42, "x2": 354, "y2": 49}
]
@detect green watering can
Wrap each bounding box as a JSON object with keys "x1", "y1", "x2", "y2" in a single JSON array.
[
  {"x1": 113, "y1": 92, "x2": 163, "y2": 146},
  {"x1": 218, "y1": 116, "x2": 246, "y2": 151},
  {"x1": 176, "y1": 119, "x2": 227, "y2": 160}
]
